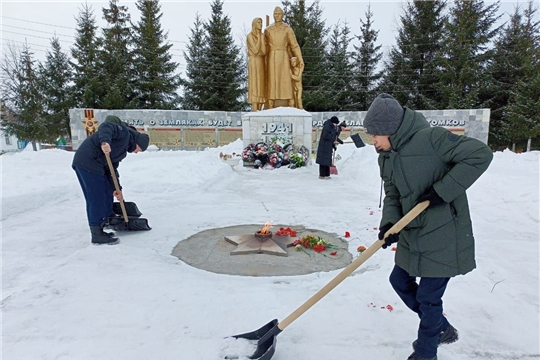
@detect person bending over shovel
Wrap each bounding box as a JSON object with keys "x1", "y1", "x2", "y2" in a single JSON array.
[
  {"x1": 72, "y1": 115, "x2": 149, "y2": 245},
  {"x1": 335, "y1": 121, "x2": 347, "y2": 146},
  {"x1": 363, "y1": 93, "x2": 492, "y2": 360}
]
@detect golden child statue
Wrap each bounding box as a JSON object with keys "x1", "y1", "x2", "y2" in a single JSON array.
[{"x1": 290, "y1": 57, "x2": 303, "y2": 109}]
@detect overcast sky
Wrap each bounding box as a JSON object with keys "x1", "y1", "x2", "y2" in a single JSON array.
[{"x1": 1, "y1": 0, "x2": 531, "y2": 72}]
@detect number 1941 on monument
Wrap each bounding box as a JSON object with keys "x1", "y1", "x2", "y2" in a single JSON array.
[{"x1": 261, "y1": 123, "x2": 293, "y2": 134}]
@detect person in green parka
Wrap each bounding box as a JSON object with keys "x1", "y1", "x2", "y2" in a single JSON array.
[{"x1": 363, "y1": 94, "x2": 493, "y2": 360}]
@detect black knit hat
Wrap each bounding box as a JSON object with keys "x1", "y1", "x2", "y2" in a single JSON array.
[
  {"x1": 339, "y1": 121, "x2": 347, "y2": 128},
  {"x1": 330, "y1": 116, "x2": 340, "y2": 124},
  {"x1": 363, "y1": 93, "x2": 404, "y2": 135},
  {"x1": 135, "y1": 132, "x2": 150, "y2": 151}
]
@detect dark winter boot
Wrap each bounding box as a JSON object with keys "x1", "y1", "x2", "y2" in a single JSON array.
[
  {"x1": 413, "y1": 325, "x2": 459, "y2": 350},
  {"x1": 438, "y1": 324, "x2": 459, "y2": 345},
  {"x1": 90, "y1": 225, "x2": 119, "y2": 245}
]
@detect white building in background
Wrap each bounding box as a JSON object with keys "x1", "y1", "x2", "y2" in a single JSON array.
[{"x1": 0, "y1": 130, "x2": 22, "y2": 153}]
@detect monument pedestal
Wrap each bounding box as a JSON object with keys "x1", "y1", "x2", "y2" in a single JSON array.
[{"x1": 241, "y1": 107, "x2": 313, "y2": 154}]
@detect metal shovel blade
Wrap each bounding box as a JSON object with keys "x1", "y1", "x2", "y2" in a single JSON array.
[
  {"x1": 108, "y1": 216, "x2": 152, "y2": 231},
  {"x1": 229, "y1": 319, "x2": 281, "y2": 360},
  {"x1": 113, "y1": 202, "x2": 142, "y2": 217}
]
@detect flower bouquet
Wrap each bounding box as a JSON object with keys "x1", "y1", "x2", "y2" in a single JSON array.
[
  {"x1": 276, "y1": 227, "x2": 297, "y2": 237},
  {"x1": 288, "y1": 145, "x2": 309, "y2": 169},
  {"x1": 292, "y1": 234, "x2": 341, "y2": 256}
]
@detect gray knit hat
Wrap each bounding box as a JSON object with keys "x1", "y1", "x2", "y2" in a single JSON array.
[
  {"x1": 363, "y1": 93, "x2": 404, "y2": 135},
  {"x1": 135, "y1": 132, "x2": 150, "y2": 151}
]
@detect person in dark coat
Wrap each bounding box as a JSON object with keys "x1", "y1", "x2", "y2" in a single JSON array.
[
  {"x1": 315, "y1": 116, "x2": 339, "y2": 179},
  {"x1": 363, "y1": 93, "x2": 493, "y2": 360},
  {"x1": 335, "y1": 121, "x2": 347, "y2": 146},
  {"x1": 72, "y1": 115, "x2": 150, "y2": 245}
]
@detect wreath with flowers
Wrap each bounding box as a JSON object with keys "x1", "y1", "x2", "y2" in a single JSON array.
[{"x1": 242, "y1": 141, "x2": 308, "y2": 169}]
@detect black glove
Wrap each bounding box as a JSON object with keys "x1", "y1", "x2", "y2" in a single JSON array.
[
  {"x1": 378, "y1": 223, "x2": 399, "y2": 249},
  {"x1": 418, "y1": 186, "x2": 445, "y2": 208},
  {"x1": 333, "y1": 144, "x2": 337, "y2": 150}
]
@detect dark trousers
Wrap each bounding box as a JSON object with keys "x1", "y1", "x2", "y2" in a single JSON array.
[
  {"x1": 389, "y1": 265, "x2": 450, "y2": 358},
  {"x1": 319, "y1": 165, "x2": 330, "y2": 177},
  {"x1": 73, "y1": 166, "x2": 114, "y2": 226}
]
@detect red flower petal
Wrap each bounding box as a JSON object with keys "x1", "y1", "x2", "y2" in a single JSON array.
[{"x1": 345, "y1": 231, "x2": 351, "y2": 238}]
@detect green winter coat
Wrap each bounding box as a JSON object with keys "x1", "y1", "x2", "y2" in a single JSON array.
[{"x1": 378, "y1": 109, "x2": 493, "y2": 278}]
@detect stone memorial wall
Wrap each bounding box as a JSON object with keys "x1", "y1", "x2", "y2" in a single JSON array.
[{"x1": 69, "y1": 108, "x2": 490, "y2": 151}]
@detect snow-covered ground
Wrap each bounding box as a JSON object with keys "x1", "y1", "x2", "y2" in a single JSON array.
[{"x1": 1, "y1": 140, "x2": 538, "y2": 360}]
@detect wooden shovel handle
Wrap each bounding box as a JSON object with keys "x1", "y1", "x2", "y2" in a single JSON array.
[
  {"x1": 277, "y1": 201, "x2": 430, "y2": 331},
  {"x1": 105, "y1": 152, "x2": 129, "y2": 223}
]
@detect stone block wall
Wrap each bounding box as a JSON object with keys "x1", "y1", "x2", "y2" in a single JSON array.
[{"x1": 69, "y1": 108, "x2": 490, "y2": 150}]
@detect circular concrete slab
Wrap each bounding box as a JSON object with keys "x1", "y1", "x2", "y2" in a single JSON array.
[{"x1": 171, "y1": 224, "x2": 353, "y2": 276}]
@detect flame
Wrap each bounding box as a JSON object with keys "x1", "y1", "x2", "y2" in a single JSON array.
[{"x1": 259, "y1": 221, "x2": 273, "y2": 234}]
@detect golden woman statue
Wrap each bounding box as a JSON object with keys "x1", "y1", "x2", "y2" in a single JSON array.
[
  {"x1": 247, "y1": 17, "x2": 266, "y2": 111},
  {"x1": 264, "y1": 7, "x2": 304, "y2": 109}
]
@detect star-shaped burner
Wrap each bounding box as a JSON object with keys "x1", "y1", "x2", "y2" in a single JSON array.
[{"x1": 224, "y1": 230, "x2": 296, "y2": 257}]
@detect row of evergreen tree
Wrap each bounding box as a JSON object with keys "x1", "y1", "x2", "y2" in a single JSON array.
[{"x1": 1, "y1": 0, "x2": 538, "y2": 151}]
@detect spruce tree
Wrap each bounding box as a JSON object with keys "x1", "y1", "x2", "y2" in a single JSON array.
[
  {"x1": 181, "y1": 13, "x2": 208, "y2": 110},
  {"x1": 70, "y1": 3, "x2": 102, "y2": 108},
  {"x1": 325, "y1": 22, "x2": 355, "y2": 111},
  {"x1": 488, "y1": 1, "x2": 539, "y2": 149},
  {"x1": 506, "y1": 74, "x2": 540, "y2": 151},
  {"x1": 99, "y1": 0, "x2": 134, "y2": 109},
  {"x1": 380, "y1": 0, "x2": 446, "y2": 109},
  {"x1": 38, "y1": 36, "x2": 73, "y2": 138},
  {"x1": 0, "y1": 43, "x2": 47, "y2": 150},
  {"x1": 131, "y1": 0, "x2": 181, "y2": 109},
  {"x1": 351, "y1": 5, "x2": 384, "y2": 111},
  {"x1": 282, "y1": 0, "x2": 328, "y2": 111},
  {"x1": 437, "y1": 0, "x2": 502, "y2": 109},
  {"x1": 502, "y1": 1, "x2": 540, "y2": 151},
  {"x1": 199, "y1": 0, "x2": 246, "y2": 111}
]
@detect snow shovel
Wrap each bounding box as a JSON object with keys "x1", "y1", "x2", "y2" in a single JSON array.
[
  {"x1": 228, "y1": 201, "x2": 429, "y2": 360},
  {"x1": 330, "y1": 149, "x2": 338, "y2": 175},
  {"x1": 342, "y1": 133, "x2": 366, "y2": 148},
  {"x1": 105, "y1": 152, "x2": 152, "y2": 231}
]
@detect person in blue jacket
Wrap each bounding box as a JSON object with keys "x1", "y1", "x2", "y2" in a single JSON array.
[{"x1": 72, "y1": 116, "x2": 149, "y2": 245}]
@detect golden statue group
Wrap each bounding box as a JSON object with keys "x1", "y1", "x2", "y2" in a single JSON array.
[{"x1": 247, "y1": 6, "x2": 304, "y2": 111}]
